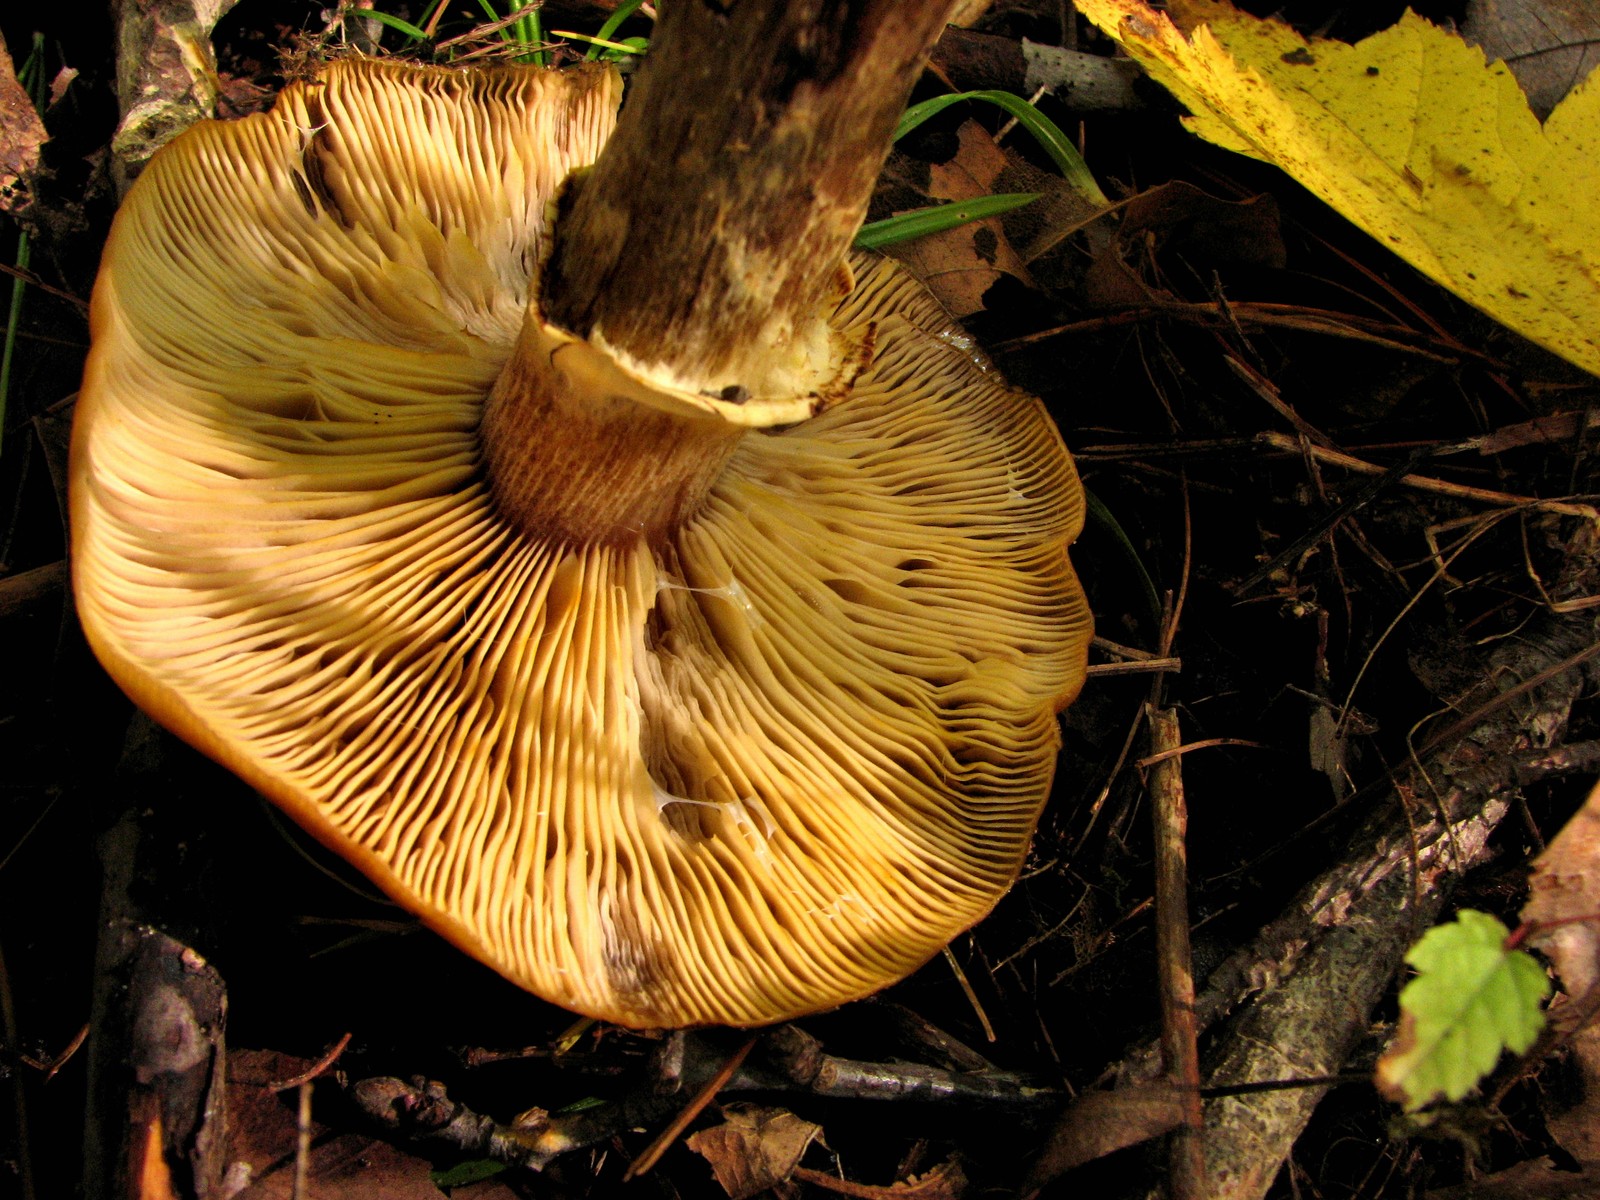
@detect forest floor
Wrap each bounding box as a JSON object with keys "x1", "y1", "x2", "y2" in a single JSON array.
[{"x1": 2, "y1": 1, "x2": 1598, "y2": 1198}]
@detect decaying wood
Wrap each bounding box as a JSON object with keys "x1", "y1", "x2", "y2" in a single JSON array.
[
  {"x1": 109, "y1": 0, "x2": 239, "y2": 192},
  {"x1": 1147, "y1": 705, "x2": 1205, "y2": 1198},
  {"x1": 544, "y1": 0, "x2": 963, "y2": 393},
  {"x1": 930, "y1": 27, "x2": 1144, "y2": 112},
  {"x1": 348, "y1": 1025, "x2": 1059, "y2": 1174},
  {"x1": 1124, "y1": 598, "x2": 1600, "y2": 1200},
  {"x1": 83, "y1": 716, "x2": 228, "y2": 1200}
]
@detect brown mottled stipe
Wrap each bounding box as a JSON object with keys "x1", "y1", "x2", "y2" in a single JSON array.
[
  {"x1": 481, "y1": 316, "x2": 744, "y2": 547},
  {"x1": 543, "y1": 0, "x2": 963, "y2": 393}
]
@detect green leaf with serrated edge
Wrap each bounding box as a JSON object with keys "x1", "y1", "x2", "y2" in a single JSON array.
[
  {"x1": 1376, "y1": 910, "x2": 1549, "y2": 1111},
  {"x1": 430, "y1": 1159, "x2": 507, "y2": 1188},
  {"x1": 854, "y1": 194, "x2": 1042, "y2": 250}
]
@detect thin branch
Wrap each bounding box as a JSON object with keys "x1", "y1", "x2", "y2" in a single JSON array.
[
  {"x1": 624, "y1": 1034, "x2": 757, "y2": 1179},
  {"x1": 1147, "y1": 705, "x2": 1205, "y2": 1198}
]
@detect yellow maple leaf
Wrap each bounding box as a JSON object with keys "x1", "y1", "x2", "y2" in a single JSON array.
[{"x1": 1076, "y1": 0, "x2": 1600, "y2": 378}]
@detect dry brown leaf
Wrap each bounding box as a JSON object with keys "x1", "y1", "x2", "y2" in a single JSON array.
[
  {"x1": 881, "y1": 119, "x2": 1037, "y2": 318},
  {"x1": 1465, "y1": 0, "x2": 1600, "y2": 118},
  {"x1": 1082, "y1": 179, "x2": 1285, "y2": 307},
  {"x1": 1022, "y1": 1081, "x2": 1188, "y2": 1188},
  {"x1": 1423, "y1": 1149, "x2": 1600, "y2": 1199},
  {"x1": 1525, "y1": 780, "x2": 1600, "y2": 1000},
  {"x1": 0, "y1": 35, "x2": 46, "y2": 218},
  {"x1": 1518, "y1": 781, "x2": 1600, "y2": 1176},
  {"x1": 685, "y1": 1104, "x2": 823, "y2": 1200},
  {"x1": 225, "y1": 1049, "x2": 519, "y2": 1200}
]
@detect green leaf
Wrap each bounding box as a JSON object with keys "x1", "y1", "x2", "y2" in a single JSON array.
[
  {"x1": 586, "y1": 0, "x2": 649, "y2": 60},
  {"x1": 895, "y1": 89, "x2": 1108, "y2": 207},
  {"x1": 362, "y1": 9, "x2": 430, "y2": 43},
  {"x1": 559, "y1": 30, "x2": 649, "y2": 58},
  {"x1": 1376, "y1": 909, "x2": 1550, "y2": 1111},
  {"x1": 854, "y1": 193, "x2": 1041, "y2": 250},
  {"x1": 553, "y1": 1094, "x2": 609, "y2": 1114},
  {"x1": 429, "y1": 1159, "x2": 507, "y2": 1189},
  {"x1": 511, "y1": 4, "x2": 547, "y2": 67}
]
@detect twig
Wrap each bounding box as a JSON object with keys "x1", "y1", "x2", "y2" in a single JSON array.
[
  {"x1": 1114, "y1": 604, "x2": 1599, "y2": 1199},
  {"x1": 1135, "y1": 737, "x2": 1267, "y2": 769},
  {"x1": 42, "y1": 1023, "x2": 89, "y2": 1083},
  {"x1": 350, "y1": 1029, "x2": 1063, "y2": 1175},
  {"x1": 1146, "y1": 705, "x2": 1205, "y2": 1198},
  {"x1": 1087, "y1": 657, "x2": 1182, "y2": 677},
  {"x1": 993, "y1": 300, "x2": 1510, "y2": 368},
  {"x1": 943, "y1": 945, "x2": 996, "y2": 1042},
  {"x1": 1256, "y1": 430, "x2": 1600, "y2": 521},
  {"x1": 0, "y1": 561, "x2": 66, "y2": 620},
  {"x1": 624, "y1": 1034, "x2": 757, "y2": 1179},
  {"x1": 1232, "y1": 443, "x2": 1436, "y2": 597},
  {"x1": 0, "y1": 262, "x2": 88, "y2": 314},
  {"x1": 1094, "y1": 636, "x2": 1164, "y2": 661},
  {"x1": 291, "y1": 1082, "x2": 312, "y2": 1200},
  {"x1": 266, "y1": 1032, "x2": 353, "y2": 1091}
]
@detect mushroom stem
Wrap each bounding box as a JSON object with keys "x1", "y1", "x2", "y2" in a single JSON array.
[
  {"x1": 481, "y1": 315, "x2": 748, "y2": 546},
  {"x1": 542, "y1": 0, "x2": 964, "y2": 396}
]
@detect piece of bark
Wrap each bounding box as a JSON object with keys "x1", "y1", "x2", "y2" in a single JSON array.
[
  {"x1": 1146, "y1": 705, "x2": 1205, "y2": 1197},
  {"x1": 545, "y1": 0, "x2": 963, "y2": 394},
  {"x1": 109, "y1": 0, "x2": 239, "y2": 193},
  {"x1": 1187, "y1": 605, "x2": 1597, "y2": 1200},
  {"x1": 930, "y1": 28, "x2": 1144, "y2": 112},
  {"x1": 83, "y1": 716, "x2": 229, "y2": 1200}
]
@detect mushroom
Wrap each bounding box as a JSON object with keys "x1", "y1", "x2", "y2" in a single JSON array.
[{"x1": 71, "y1": 34, "x2": 1091, "y2": 1026}]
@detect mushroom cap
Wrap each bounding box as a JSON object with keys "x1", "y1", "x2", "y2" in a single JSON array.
[{"x1": 71, "y1": 59, "x2": 1092, "y2": 1028}]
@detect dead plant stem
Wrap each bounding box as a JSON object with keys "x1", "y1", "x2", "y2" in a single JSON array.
[{"x1": 1146, "y1": 705, "x2": 1206, "y2": 1199}]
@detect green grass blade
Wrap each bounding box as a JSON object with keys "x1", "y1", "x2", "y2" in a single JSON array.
[
  {"x1": 1084, "y1": 488, "x2": 1163, "y2": 633},
  {"x1": 473, "y1": 0, "x2": 516, "y2": 43},
  {"x1": 512, "y1": 5, "x2": 547, "y2": 66},
  {"x1": 416, "y1": 0, "x2": 450, "y2": 36},
  {"x1": 363, "y1": 9, "x2": 430, "y2": 43},
  {"x1": 854, "y1": 193, "x2": 1041, "y2": 250},
  {"x1": 895, "y1": 89, "x2": 1107, "y2": 207},
  {"x1": 0, "y1": 234, "x2": 28, "y2": 459},
  {"x1": 560, "y1": 31, "x2": 649, "y2": 57},
  {"x1": 586, "y1": 0, "x2": 648, "y2": 60}
]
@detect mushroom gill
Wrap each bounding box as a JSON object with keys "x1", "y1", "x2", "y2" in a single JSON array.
[{"x1": 71, "y1": 59, "x2": 1091, "y2": 1027}]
